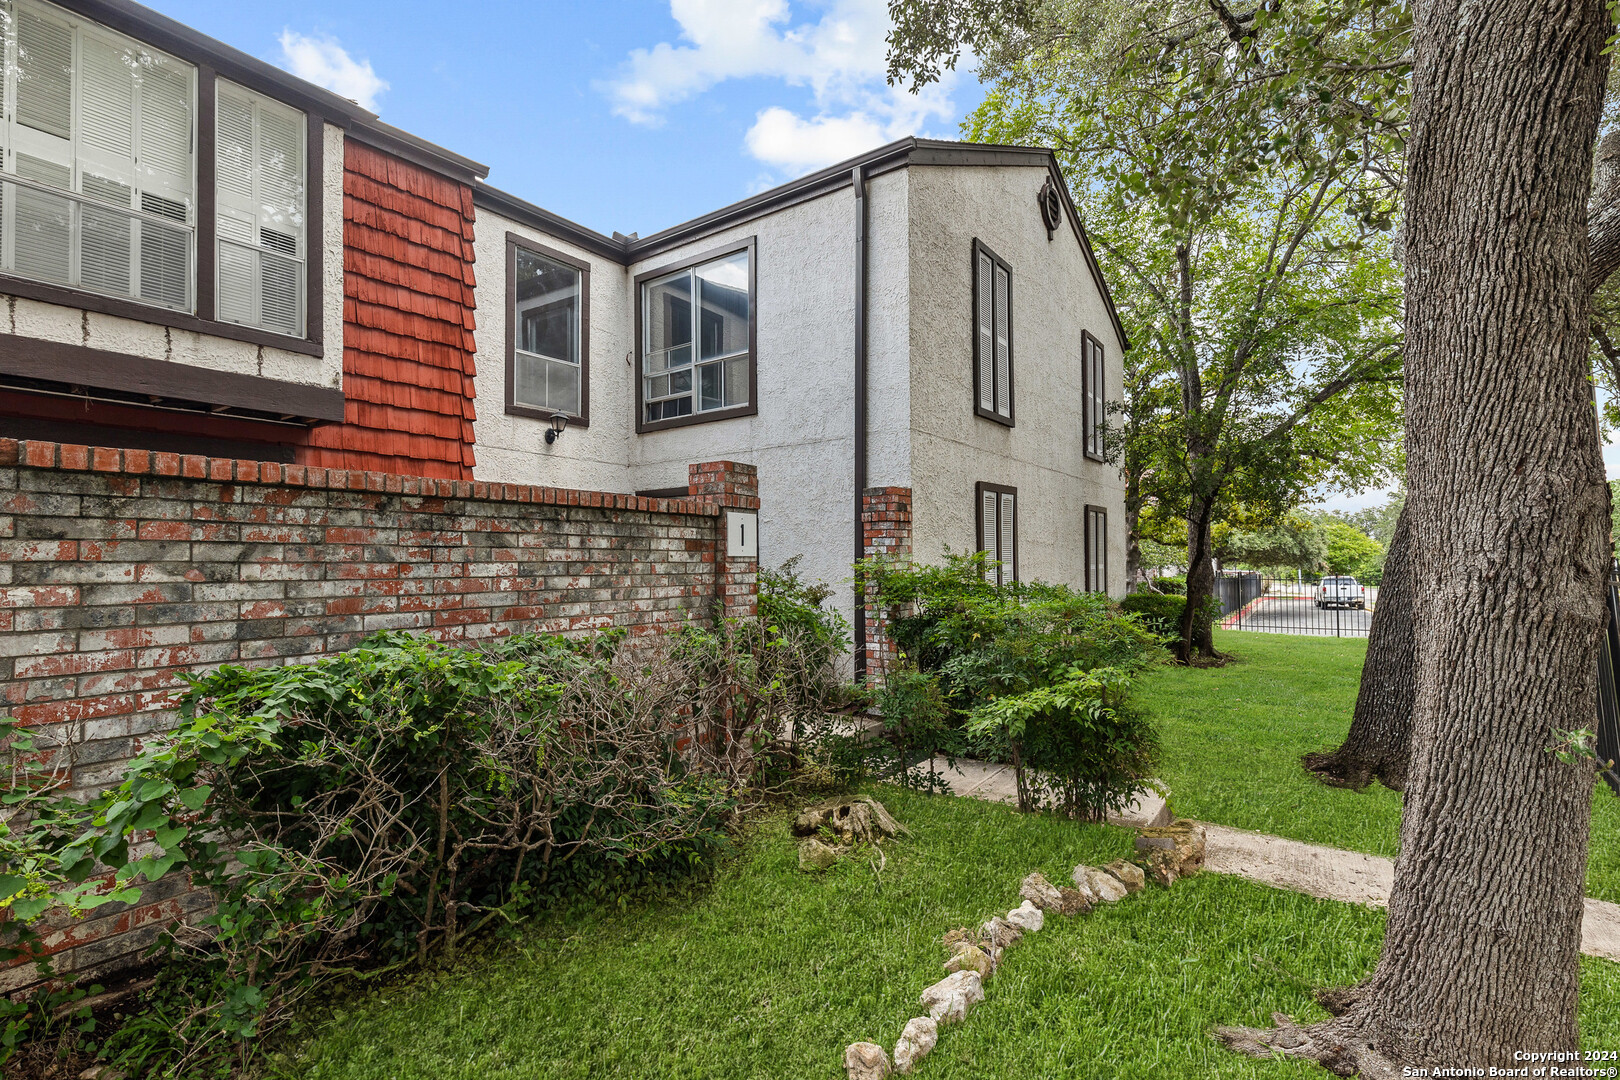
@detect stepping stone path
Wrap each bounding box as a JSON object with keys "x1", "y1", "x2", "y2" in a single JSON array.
[{"x1": 843, "y1": 817, "x2": 1208, "y2": 1077}]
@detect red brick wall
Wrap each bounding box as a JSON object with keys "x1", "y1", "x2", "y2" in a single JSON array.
[
  {"x1": 297, "y1": 140, "x2": 480, "y2": 478},
  {"x1": 0, "y1": 441, "x2": 758, "y2": 991},
  {"x1": 861, "y1": 486, "x2": 912, "y2": 677}
]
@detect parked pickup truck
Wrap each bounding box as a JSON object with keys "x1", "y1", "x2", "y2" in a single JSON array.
[{"x1": 1316, "y1": 576, "x2": 1366, "y2": 610}]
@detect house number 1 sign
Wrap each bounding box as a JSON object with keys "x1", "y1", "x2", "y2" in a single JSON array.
[{"x1": 727, "y1": 511, "x2": 759, "y2": 559}]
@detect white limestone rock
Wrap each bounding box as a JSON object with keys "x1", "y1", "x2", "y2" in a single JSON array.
[
  {"x1": 1005, "y1": 899, "x2": 1045, "y2": 933},
  {"x1": 892, "y1": 1017, "x2": 938, "y2": 1074},
  {"x1": 919, "y1": 969, "x2": 984, "y2": 1024},
  {"x1": 979, "y1": 914, "x2": 1022, "y2": 949},
  {"x1": 1075, "y1": 865, "x2": 1128, "y2": 903},
  {"x1": 845, "y1": 1041, "x2": 891, "y2": 1079},
  {"x1": 1103, "y1": 859, "x2": 1146, "y2": 893}
]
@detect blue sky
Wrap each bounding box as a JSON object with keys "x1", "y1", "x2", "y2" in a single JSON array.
[{"x1": 154, "y1": 0, "x2": 983, "y2": 238}]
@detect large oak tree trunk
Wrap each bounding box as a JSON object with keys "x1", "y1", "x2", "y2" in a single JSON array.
[
  {"x1": 1308, "y1": 128, "x2": 1620, "y2": 796},
  {"x1": 1222, "y1": 0, "x2": 1611, "y2": 1070},
  {"x1": 1302, "y1": 504, "x2": 1415, "y2": 790}
]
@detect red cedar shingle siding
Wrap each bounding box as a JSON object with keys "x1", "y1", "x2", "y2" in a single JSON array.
[{"x1": 297, "y1": 140, "x2": 479, "y2": 478}]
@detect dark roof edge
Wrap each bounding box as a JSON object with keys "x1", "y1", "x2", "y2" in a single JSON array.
[
  {"x1": 347, "y1": 120, "x2": 490, "y2": 186},
  {"x1": 472, "y1": 136, "x2": 1129, "y2": 350},
  {"x1": 473, "y1": 186, "x2": 628, "y2": 262},
  {"x1": 67, "y1": 1, "x2": 488, "y2": 187}
]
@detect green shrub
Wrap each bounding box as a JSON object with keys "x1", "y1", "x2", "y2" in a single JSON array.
[
  {"x1": 858, "y1": 550, "x2": 1163, "y2": 815},
  {"x1": 1147, "y1": 575, "x2": 1186, "y2": 595},
  {"x1": 1120, "y1": 592, "x2": 1186, "y2": 636}
]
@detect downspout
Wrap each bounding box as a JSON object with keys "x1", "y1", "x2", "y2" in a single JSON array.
[{"x1": 853, "y1": 164, "x2": 869, "y2": 683}]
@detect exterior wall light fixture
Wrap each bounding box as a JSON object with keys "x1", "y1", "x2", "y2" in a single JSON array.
[{"x1": 546, "y1": 411, "x2": 569, "y2": 445}]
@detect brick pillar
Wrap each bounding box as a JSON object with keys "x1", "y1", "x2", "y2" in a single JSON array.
[
  {"x1": 689, "y1": 461, "x2": 759, "y2": 621},
  {"x1": 861, "y1": 485, "x2": 912, "y2": 677}
]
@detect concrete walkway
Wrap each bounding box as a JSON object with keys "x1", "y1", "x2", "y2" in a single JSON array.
[{"x1": 914, "y1": 756, "x2": 1620, "y2": 962}]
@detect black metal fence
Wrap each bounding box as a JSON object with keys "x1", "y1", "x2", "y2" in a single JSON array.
[
  {"x1": 1216, "y1": 574, "x2": 1374, "y2": 638},
  {"x1": 1598, "y1": 571, "x2": 1620, "y2": 796}
]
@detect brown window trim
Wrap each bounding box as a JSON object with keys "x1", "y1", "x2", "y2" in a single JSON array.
[
  {"x1": 504, "y1": 232, "x2": 590, "y2": 428},
  {"x1": 633, "y1": 237, "x2": 758, "y2": 435},
  {"x1": 975, "y1": 480, "x2": 1018, "y2": 583},
  {"x1": 0, "y1": 38, "x2": 327, "y2": 361},
  {"x1": 972, "y1": 238, "x2": 1014, "y2": 428},
  {"x1": 1082, "y1": 329, "x2": 1105, "y2": 462},
  {"x1": 1084, "y1": 503, "x2": 1108, "y2": 593},
  {"x1": 0, "y1": 336, "x2": 344, "y2": 421}
]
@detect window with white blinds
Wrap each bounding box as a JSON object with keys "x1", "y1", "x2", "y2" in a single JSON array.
[
  {"x1": 1084, "y1": 505, "x2": 1108, "y2": 593},
  {"x1": 976, "y1": 482, "x2": 1017, "y2": 586},
  {"x1": 972, "y1": 239, "x2": 1012, "y2": 425},
  {"x1": 1082, "y1": 331, "x2": 1106, "y2": 461},
  {"x1": 0, "y1": 0, "x2": 196, "y2": 310},
  {"x1": 215, "y1": 79, "x2": 304, "y2": 337},
  {"x1": 508, "y1": 236, "x2": 588, "y2": 420}
]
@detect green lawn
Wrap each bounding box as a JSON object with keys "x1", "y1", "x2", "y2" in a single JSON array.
[
  {"x1": 1137, "y1": 629, "x2": 1620, "y2": 902},
  {"x1": 279, "y1": 786, "x2": 1620, "y2": 1079}
]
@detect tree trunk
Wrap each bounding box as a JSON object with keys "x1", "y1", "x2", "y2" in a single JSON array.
[
  {"x1": 1175, "y1": 493, "x2": 1217, "y2": 663},
  {"x1": 1302, "y1": 504, "x2": 1415, "y2": 790},
  {"x1": 1222, "y1": 0, "x2": 1611, "y2": 1070},
  {"x1": 1308, "y1": 124, "x2": 1620, "y2": 796},
  {"x1": 1123, "y1": 462, "x2": 1145, "y2": 593}
]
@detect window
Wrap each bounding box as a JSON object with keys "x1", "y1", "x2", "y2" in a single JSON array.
[
  {"x1": 637, "y1": 240, "x2": 755, "y2": 431},
  {"x1": 0, "y1": 0, "x2": 196, "y2": 310},
  {"x1": 215, "y1": 80, "x2": 305, "y2": 336},
  {"x1": 506, "y1": 233, "x2": 589, "y2": 422},
  {"x1": 1085, "y1": 505, "x2": 1108, "y2": 593},
  {"x1": 977, "y1": 482, "x2": 1017, "y2": 585},
  {"x1": 973, "y1": 239, "x2": 1012, "y2": 425},
  {"x1": 1082, "y1": 331, "x2": 1106, "y2": 460}
]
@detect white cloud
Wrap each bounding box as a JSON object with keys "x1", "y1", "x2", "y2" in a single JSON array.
[
  {"x1": 605, "y1": 0, "x2": 965, "y2": 176},
  {"x1": 278, "y1": 30, "x2": 389, "y2": 113}
]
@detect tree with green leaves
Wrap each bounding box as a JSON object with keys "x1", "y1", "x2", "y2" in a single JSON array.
[{"x1": 894, "y1": 0, "x2": 1406, "y2": 662}]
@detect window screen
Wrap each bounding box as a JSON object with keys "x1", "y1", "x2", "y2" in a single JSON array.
[
  {"x1": 0, "y1": 0, "x2": 196, "y2": 311},
  {"x1": 973, "y1": 240, "x2": 1013, "y2": 423},
  {"x1": 977, "y1": 482, "x2": 1017, "y2": 585},
  {"x1": 1085, "y1": 505, "x2": 1108, "y2": 593},
  {"x1": 642, "y1": 247, "x2": 750, "y2": 425},
  {"x1": 511, "y1": 244, "x2": 584, "y2": 417},
  {"x1": 1083, "y1": 331, "x2": 1106, "y2": 460}
]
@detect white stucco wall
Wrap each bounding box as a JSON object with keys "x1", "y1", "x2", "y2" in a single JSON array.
[
  {"x1": 467, "y1": 209, "x2": 635, "y2": 493},
  {"x1": 0, "y1": 121, "x2": 346, "y2": 391},
  {"x1": 904, "y1": 164, "x2": 1128, "y2": 595},
  {"x1": 623, "y1": 187, "x2": 864, "y2": 630}
]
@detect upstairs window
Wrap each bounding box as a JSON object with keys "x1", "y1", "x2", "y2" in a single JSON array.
[
  {"x1": 1085, "y1": 504, "x2": 1108, "y2": 593},
  {"x1": 0, "y1": 0, "x2": 196, "y2": 310},
  {"x1": 973, "y1": 239, "x2": 1012, "y2": 425},
  {"x1": 1082, "y1": 331, "x2": 1106, "y2": 460},
  {"x1": 638, "y1": 240, "x2": 755, "y2": 431},
  {"x1": 215, "y1": 80, "x2": 305, "y2": 337},
  {"x1": 977, "y1": 481, "x2": 1017, "y2": 585},
  {"x1": 507, "y1": 233, "x2": 588, "y2": 422}
]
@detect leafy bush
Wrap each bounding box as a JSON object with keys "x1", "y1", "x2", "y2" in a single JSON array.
[
  {"x1": 860, "y1": 550, "x2": 1163, "y2": 815},
  {"x1": 1146, "y1": 575, "x2": 1186, "y2": 595},
  {"x1": 1, "y1": 587, "x2": 855, "y2": 1074},
  {"x1": 1119, "y1": 592, "x2": 1187, "y2": 636}
]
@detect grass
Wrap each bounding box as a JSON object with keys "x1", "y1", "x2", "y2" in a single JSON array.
[
  {"x1": 1137, "y1": 628, "x2": 1620, "y2": 902},
  {"x1": 280, "y1": 786, "x2": 1620, "y2": 1079}
]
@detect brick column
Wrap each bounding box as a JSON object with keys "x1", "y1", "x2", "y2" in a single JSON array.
[
  {"x1": 861, "y1": 485, "x2": 912, "y2": 677},
  {"x1": 689, "y1": 461, "x2": 759, "y2": 621}
]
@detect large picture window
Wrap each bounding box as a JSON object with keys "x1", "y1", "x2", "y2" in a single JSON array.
[
  {"x1": 1082, "y1": 331, "x2": 1106, "y2": 461},
  {"x1": 977, "y1": 481, "x2": 1017, "y2": 586},
  {"x1": 1085, "y1": 504, "x2": 1108, "y2": 593},
  {"x1": 973, "y1": 239, "x2": 1013, "y2": 425},
  {"x1": 636, "y1": 240, "x2": 755, "y2": 431},
  {"x1": 215, "y1": 80, "x2": 305, "y2": 337},
  {"x1": 0, "y1": 0, "x2": 196, "y2": 311},
  {"x1": 506, "y1": 233, "x2": 588, "y2": 422}
]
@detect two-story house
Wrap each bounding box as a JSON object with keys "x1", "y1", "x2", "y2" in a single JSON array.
[{"x1": 0, "y1": 0, "x2": 1127, "y2": 676}]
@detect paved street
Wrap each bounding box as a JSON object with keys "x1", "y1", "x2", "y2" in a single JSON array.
[{"x1": 1223, "y1": 590, "x2": 1374, "y2": 637}]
